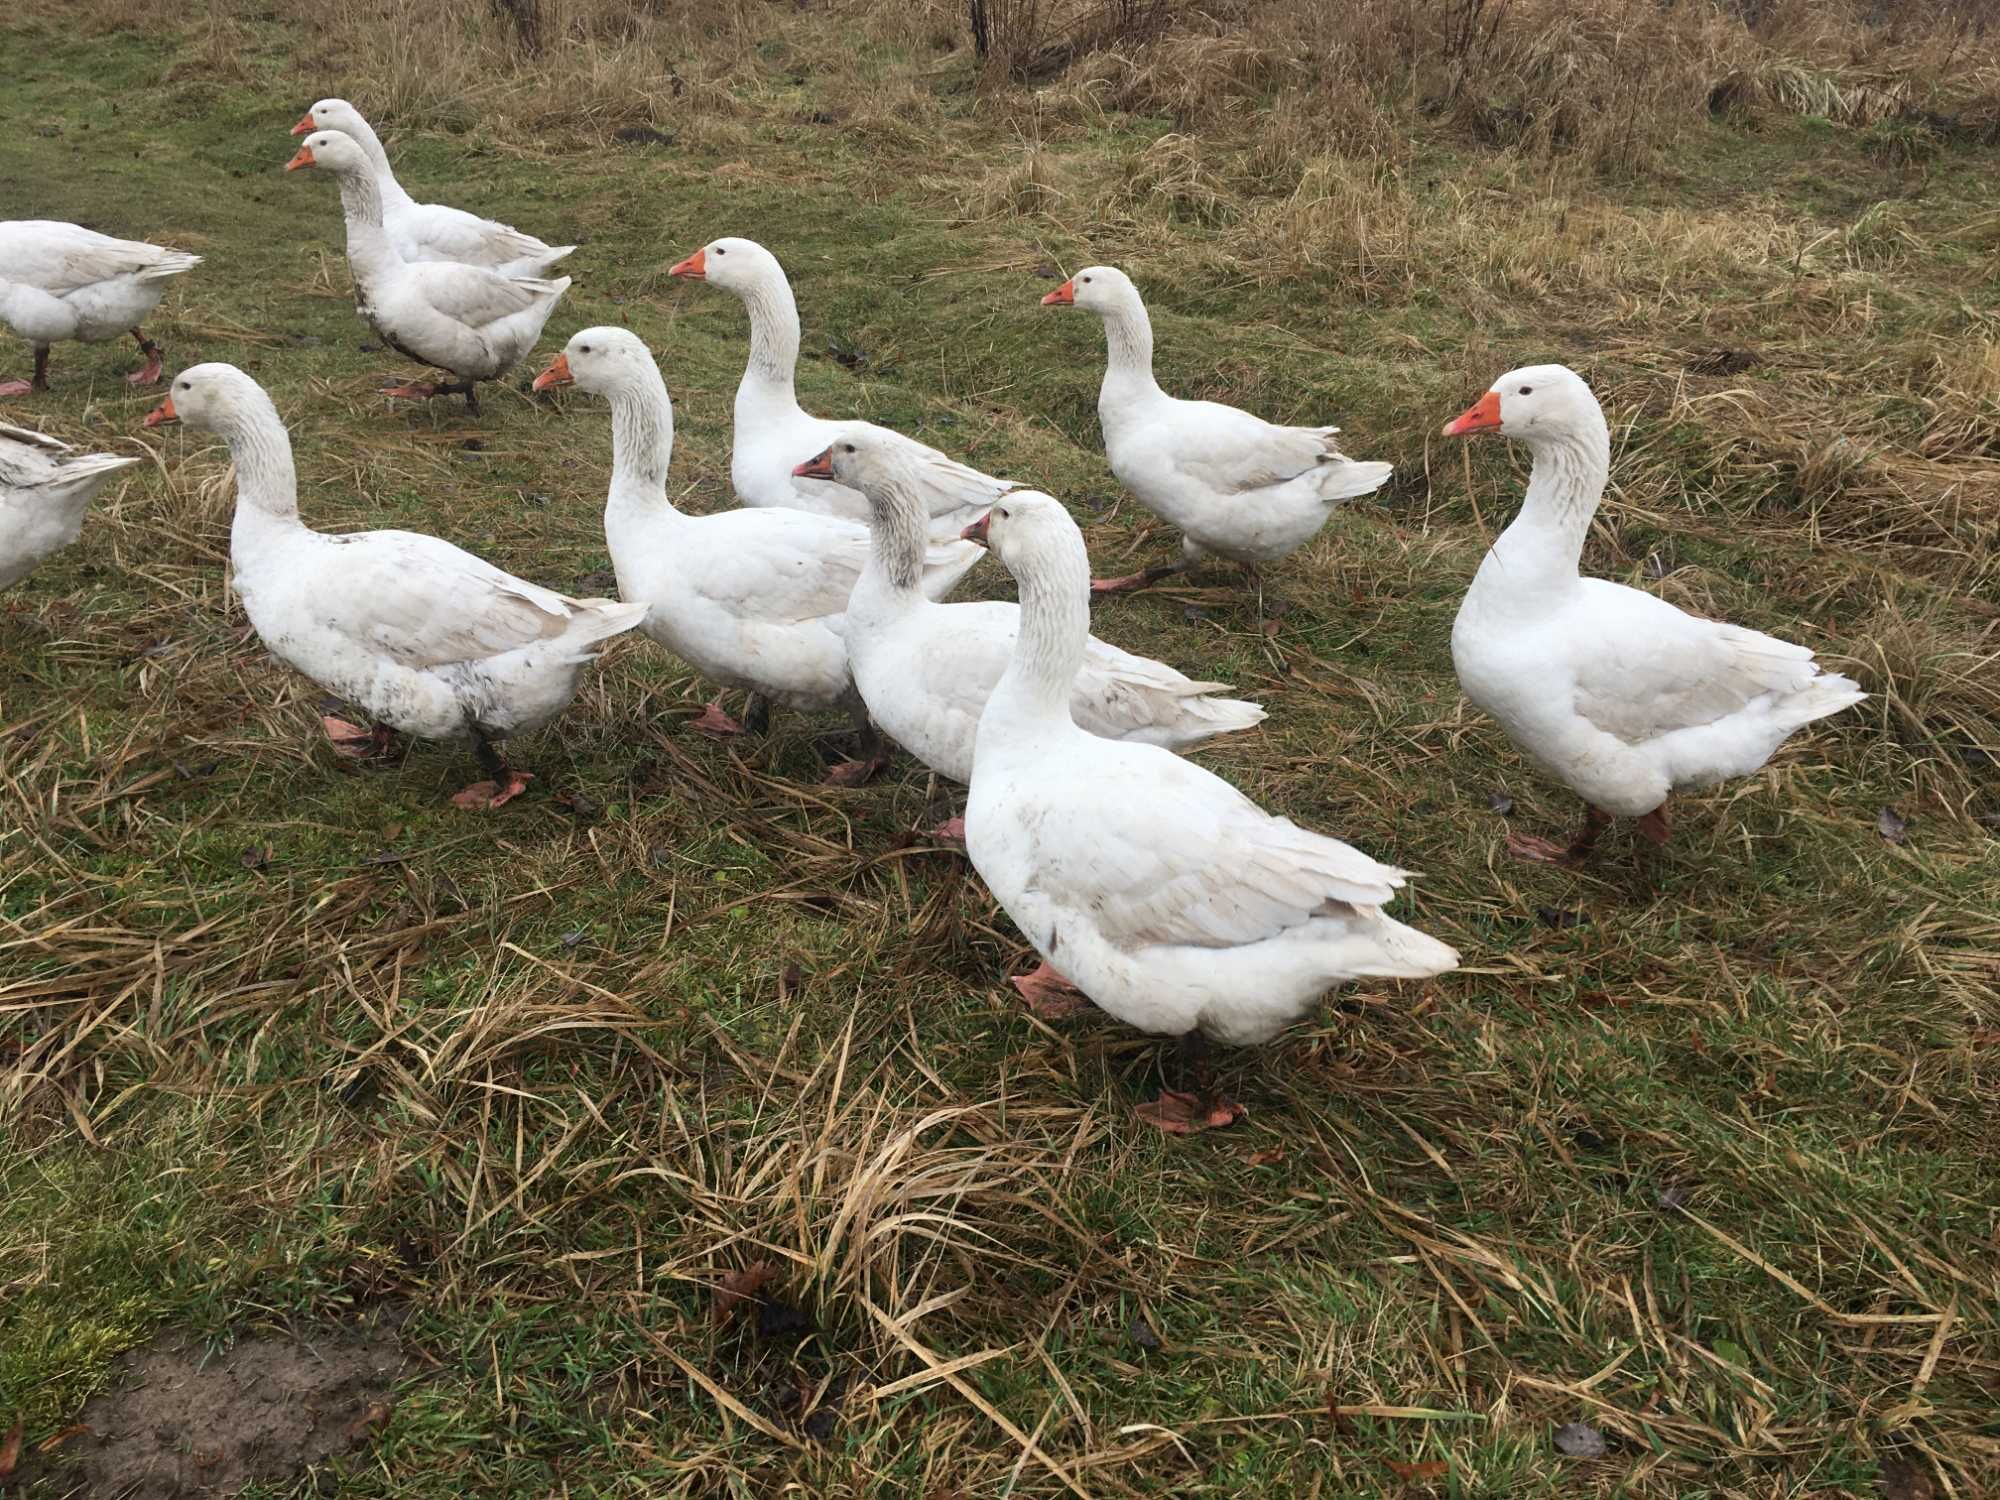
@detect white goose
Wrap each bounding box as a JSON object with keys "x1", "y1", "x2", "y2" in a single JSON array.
[
  {"x1": 794, "y1": 430, "x2": 1266, "y2": 834},
  {"x1": 291, "y1": 99, "x2": 574, "y2": 278},
  {"x1": 1, "y1": 425, "x2": 138, "y2": 589},
  {"x1": 1444, "y1": 364, "x2": 1866, "y2": 860},
  {"x1": 961, "y1": 490, "x2": 1458, "y2": 1131},
  {"x1": 1043, "y1": 265, "x2": 1392, "y2": 594},
  {"x1": 286, "y1": 133, "x2": 569, "y2": 413},
  {"x1": 145, "y1": 364, "x2": 645, "y2": 809},
  {"x1": 669, "y1": 237, "x2": 1010, "y2": 540},
  {"x1": 531, "y1": 328, "x2": 983, "y2": 782},
  {"x1": 0, "y1": 220, "x2": 199, "y2": 395}
]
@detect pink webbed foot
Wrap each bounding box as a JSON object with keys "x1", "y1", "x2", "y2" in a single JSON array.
[
  {"x1": 1134, "y1": 1088, "x2": 1244, "y2": 1136},
  {"x1": 823, "y1": 746, "x2": 890, "y2": 787},
  {"x1": 450, "y1": 771, "x2": 533, "y2": 810},
  {"x1": 1089, "y1": 564, "x2": 1183, "y2": 597},
  {"x1": 321, "y1": 715, "x2": 397, "y2": 760},
  {"x1": 1010, "y1": 961, "x2": 1094, "y2": 1020},
  {"x1": 125, "y1": 355, "x2": 164, "y2": 386},
  {"x1": 382, "y1": 382, "x2": 444, "y2": 401},
  {"x1": 1505, "y1": 831, "x2": 1578, "y2": 864},
  {"x1": 690, "y1": 700, "x2": 745, "y2": 737},
  {"x1": 0, "y1": 379, "x2": 34, "y2": 398},
  {"x1": 927, "y1": 815, "x2": 967, "y2": 842},
  {"x1": 1635, "y1": 806, "x2": 1671, "y2": 846}
]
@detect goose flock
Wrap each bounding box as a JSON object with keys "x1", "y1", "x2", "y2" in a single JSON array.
[{"x1": 0, "y1": 99, "x2": 1867, "y2": 1128}]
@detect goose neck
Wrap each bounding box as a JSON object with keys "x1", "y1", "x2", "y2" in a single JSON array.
[
  {"x1": 862, "y1": 472, "x2": 930, "y2": 600},
  {"x1": 603, "y1": 370, "x2": 679, "y2": 519},
  {"x1": 1489, "y1": 418, "x2": 1611, "y2": 582},
  {"x1": 333, "y1": 171, "x2": 401, "y2": 280},
  {"x1": 216, "y1": 396, "x2": 303, "y2": 554},
  {"x1": 991, "y1": 537, "x2": 1089, "y2": 724},
  {"x1": 737, "y1": 271, "x2": 801, "y2": 399},
  {"x1": 1099, "y1": 296, "x2": 1158, "y2": 394},
  {"x1": 343, "y1": 115, "x2": 412, "y2": 208}
]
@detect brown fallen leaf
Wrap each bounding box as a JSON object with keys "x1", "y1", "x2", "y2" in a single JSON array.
[
  {"x1": 1134, "y1": 1089, "x2": 1242, "y2": 1135},
  {"x1": 1383, "y1": 1457, "x2": 1449, "y2": 1482},
  {"x1": 0, "y1": 1419, "x2": 21, "y2": 1482},
  {"x1": 1879, "y1": 1456, "x2": 1936, "y2": 1500},
  {"x1": 34, "y1": 1424, "x2": 88, "y2": 1455},
  {"x1": 343, "y1": 1399, "x2": 393, "y2": 1443},
  {"x1": 713, "y1": 1261, "x2": 778, "y2": 1326},
  {"x1": 1246, "y1": 1146, "x2": 1285, "y2": 1166}
]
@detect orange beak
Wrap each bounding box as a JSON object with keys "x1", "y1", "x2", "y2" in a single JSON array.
[
  {"x1": 1041, "y1": 279, "x2": 1075, "y2": 307},
  {"x1": 792, "y1": 446, "x2": 835, "y2": 480},
  {"x1": 284, "y1": 144, "x2": 315, "y2": 172},
  {"x1": 961, "y1": 511, "x2": 991, "y2": 545},
  {"x1": 531, "y1": 353, "x2": 573, "y2": 392},
  {"x1": 290, "y1": 111, "x2": 315, "y2": 136},
  {"x1": 1443, "y1": 390, "x2": 1502, "y2": 437},
  {"x1": 144, "y1": 395, "x2": 178, "y2": 428},
  {"x1": 668, "y1": 248, "x2": 706, "y2": 280}
]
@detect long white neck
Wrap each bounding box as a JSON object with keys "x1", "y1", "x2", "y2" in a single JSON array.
[
  {"x1": 1097, "y1": 291, "x2": 1160, "y2": 401},
  {"x1": 341, "y1": 115, "x2": 414, "y2": 210},
  {"x1": 988, "y1": 531, "x2": 1090, "y2": 728},
  {"x1": 849, "y1": 464, "x2": 930, "y2": 625},
  {"x1": 735, "y1": 268, "x2": 802, "y2": 406},
  {"x1": 1484, "y1": 411, "x2": 1612, "y2": 591},
  {"x1": 332, "y1": 170, "x2": 402, "y2": 284},
  {"x1": 215, "y1": 393, "x2": 305, "y2": 561},
  {"x1": 601, "y1": 365, "x2": 683, "y2": 559}
]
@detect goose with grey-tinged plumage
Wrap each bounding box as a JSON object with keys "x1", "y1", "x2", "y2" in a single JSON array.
[
  {"x1": 793, "y1": 428, "x2": 1266, "y2": 837},
  {"x1": 291, "y1": 99, "x2": 574, "y2": 279},
  {"x1": 532, "y1": 327, "x2": 984, "y2": 782},
  {"x1": 0, "y1": 219, "x2": 199, "y2": 394},
  {"x1": 285, "y1": 132, "x2": 568, "y2": 413},
  {"x1": 144, "y1": 363, "x2": 644, "y2": 808}
]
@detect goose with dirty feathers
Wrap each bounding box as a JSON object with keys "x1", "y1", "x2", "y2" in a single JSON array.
[
  {"x1": 0, "y1": 220, "x2": 199, "y2": 394},
  {"x1": 670, "y1": 236, "x2": 1012, "y2": 540},
  {"x1": 286, "y1": 132, "x2": 569, "y2": 413},
  {"x1": 532, "y1": 328, "x2": 984, "y2": 783},
  {"x1": 794, "y1": 430, "x2": 1266, "y2": 834},
  {"x1": 145, "y1": 364, "x2": 645, "y2": 809},
  {"x1": 1443, "y1": 363, "x2": 1866, "y2": 861},
  {"x1": 1041, "y1": 265, "x2": 1392, "y2": 595},
  {"x1": 290, "y1": 99, "x2": 574, "y2": 279},
  {"x1": 1, "y1": 424, "x2": 139, "y2": 589},
  {"x1": 959, "y1": 490, "x2": 1458, "y2": 1132}
]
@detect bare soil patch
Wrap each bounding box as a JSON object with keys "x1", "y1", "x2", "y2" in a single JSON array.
[{"x1": 25, "y1": 1310, "x2": 403, "y2": 1498}]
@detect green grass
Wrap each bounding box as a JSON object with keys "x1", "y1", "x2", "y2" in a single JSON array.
[{"x1": 2, "y1": 3, "x2": 1998, "y2": 1496}]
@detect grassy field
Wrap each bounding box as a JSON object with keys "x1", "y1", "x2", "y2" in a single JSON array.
[{"x1": 2, "y1": 0, "x2": 1997, "y2": 1494}]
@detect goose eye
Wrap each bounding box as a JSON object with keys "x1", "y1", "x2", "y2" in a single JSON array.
[
  {"x1": 1518, "y1": 385, "x2": 1533, "y2": 396},
  {"x1": 842, "y1": 443, "x2": 855, "y2": 453},
  {"x1": 580, "y1": 344, "x2": 591, "y2": 354},
  {"x1": 713, "y1": 246, "x2": 725, "y2": 255}
]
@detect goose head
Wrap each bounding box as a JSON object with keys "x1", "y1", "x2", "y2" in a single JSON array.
[
  {"x1": 144, "y1": 363, "x2": 269, "y2": 434},
  {"x1": 284, "y1": 129, "x2": 371, "y2": 177},
  {"x1": 1443, "y1": 364, "x2": 1599, "y2": 445},
  {"x1": 534, "y1": 327, "x2": 657, "y2": 397},
  {"x1": 1040, "y1": 265, "x2": 1139, "y2": 316},
  {"x1": 292, "y1": 97, "x2": 369, "y2": 139},
  {"x1": 668, "y1": 236, "x2": 781, "y2": 295},
  {"x1": 960, "y1": 489, "x2": 1075, "y2": 570},
  {"x1": 792, "y1": 425, "x2": 907, "y2": 493}
]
